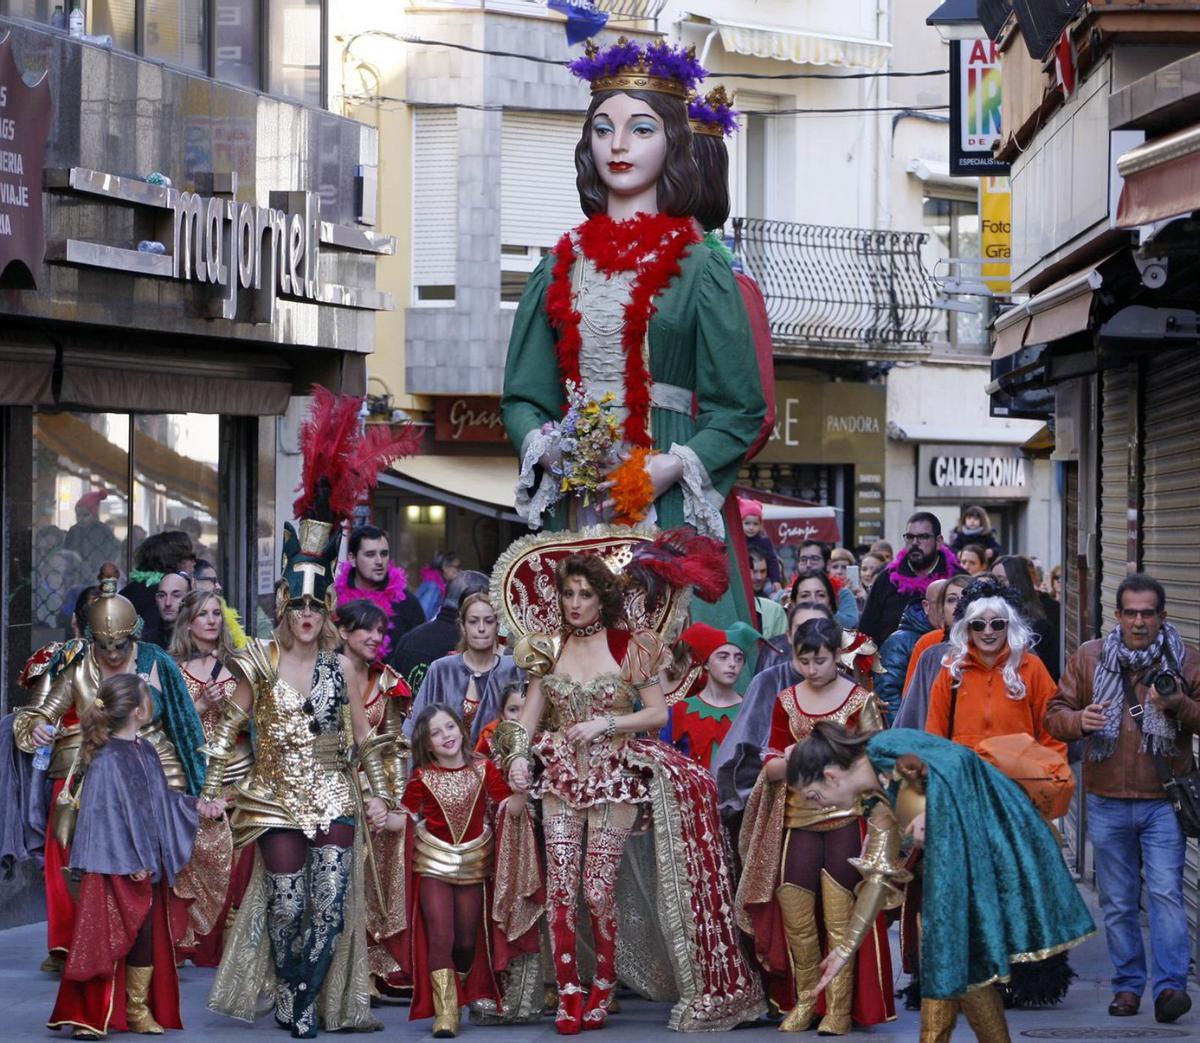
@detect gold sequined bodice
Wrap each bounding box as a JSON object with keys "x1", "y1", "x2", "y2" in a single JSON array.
[{"x1": 542, "y1": 671, "x2": 636, "y2": 729}]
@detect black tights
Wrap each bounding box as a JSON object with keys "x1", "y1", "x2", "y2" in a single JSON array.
[
  {"x1": 259, "y1": 822, "x2": 355, "y2": 872},
  {"x1": 420, "y1": 878, "x2": 484, "y2": 974},
  {"x1": 125, "y1": 890, "x2": 157, "y2": 968},
  {"x1": 781, "y1": 821, "x2": 861, "y2": 893}
]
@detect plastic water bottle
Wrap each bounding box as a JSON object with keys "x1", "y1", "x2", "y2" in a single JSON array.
[
  {"x1": 68, "y1": 4, "x2": 84, "y2": 38},
  {"x1": 33, "y1": 728, "x2": 55, "y2": 771}
]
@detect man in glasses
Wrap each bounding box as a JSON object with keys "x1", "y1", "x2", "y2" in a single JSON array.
[
  {"x1": 1047, "y1": 574, "x2": 1200, "y2": 1025},
  {"x1": 859, "y1": 512, "x2": 963, "y2": 646}
]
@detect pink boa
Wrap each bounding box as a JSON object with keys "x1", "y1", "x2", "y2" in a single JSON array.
[
  {"x1": 419, "y1": 565, "x2": 446, "y2": 594},
  {"x1": 885, "y1": 545, "x2": 960, "y2": 598},
  {"x1": 333, "y1": 561, "x2": 408, "y2": 661}
]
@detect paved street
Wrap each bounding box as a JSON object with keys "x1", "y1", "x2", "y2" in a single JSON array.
[{"x1": 1, "y1": 891, "x2": 1195, "y2": 1041}]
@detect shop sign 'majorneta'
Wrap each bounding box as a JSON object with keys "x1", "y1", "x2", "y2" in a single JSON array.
[{"x1": 0, "y1": 33, "x2": 50, "y2": 289}]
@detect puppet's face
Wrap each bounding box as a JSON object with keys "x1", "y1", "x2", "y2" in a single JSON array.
[{"x1": 590, "y1": 92, "x2": 668, "y2": 205}]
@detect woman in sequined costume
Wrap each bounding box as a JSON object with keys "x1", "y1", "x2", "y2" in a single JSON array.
[
  {"x1": 736, "y1": 619, "x2": 892, "y2": 1036},
  {"x1": 335, "y1": 599, "x2": 415, "y2": 998},
  {"x1": 502, "y1": 552, "x2": 764, "y2": 1034},
  {"x1": 202, "y1": 519, "x2": 396, "y2": 1040},
  {"x1": 169, "y1": 589, "x2": 255, "y2": 966}
]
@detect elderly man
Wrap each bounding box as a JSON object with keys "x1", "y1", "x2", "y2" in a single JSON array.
[{"x1": 1046, "y1": 574, "x2": 1200, "y2": 1025}]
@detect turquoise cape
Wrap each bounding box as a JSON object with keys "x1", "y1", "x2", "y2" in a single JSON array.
[{"x1": 867, "y1": 729, "x2": 1093, "y2": 999}]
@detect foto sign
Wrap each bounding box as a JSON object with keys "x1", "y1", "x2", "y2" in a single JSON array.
[
  {"x1": 917, "y1": 443, "x2": 1029, "y2": 501},
  {"x1": 950, "y1": 38, "x2": 1008, "y2": 177}
]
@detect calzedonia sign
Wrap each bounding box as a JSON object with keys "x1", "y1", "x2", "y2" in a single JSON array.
[{"x1": 916, "y1": 443, "x2": 1030, "y2": 501}]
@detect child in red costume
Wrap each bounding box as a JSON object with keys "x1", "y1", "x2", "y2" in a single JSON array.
[
  {"x1": 48, "y1": 674, "x2": 225, "y2": 1039},
  {"x1": 399, "y1": 704, "x2": 537, "y2": 1038}
]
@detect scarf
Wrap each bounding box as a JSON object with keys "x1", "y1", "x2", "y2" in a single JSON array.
[
  {"x1": 1088, "y1": 621, "x2": 1185, "y2": 762},
  {"x1": 885, "y1": 545, "x2": 960, "y2": 598},
  {"x1": 333, "y1": 561, "x2": 409, "y2": 661},
  {"x1": 419, "y1": 566, "x2": 446, "y2": 596}
]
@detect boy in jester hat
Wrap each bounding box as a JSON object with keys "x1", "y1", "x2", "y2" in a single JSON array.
[{"x1": 665, "y1": 621, "x2": 760, "y2": 772}]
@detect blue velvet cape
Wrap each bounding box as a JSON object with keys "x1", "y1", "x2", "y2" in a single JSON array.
[{"x1": 868, "y1": 730, "x2": 1094, "y2": 998}]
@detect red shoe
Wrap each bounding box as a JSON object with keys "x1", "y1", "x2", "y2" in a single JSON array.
[
  {"x1": 556, "y1": 988, "x2": 584, "y2": 1035},
  {"x1": 582, "y1": 977, "x2": 616, "y2": 1030}
]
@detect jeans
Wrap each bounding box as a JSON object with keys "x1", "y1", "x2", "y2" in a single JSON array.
[{"x1": 1086, "y1": 794, "x2": 1189, "y2": 998}]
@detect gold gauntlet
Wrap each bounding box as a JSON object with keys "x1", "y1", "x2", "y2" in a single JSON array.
[
  {"x1": 197, "y1": 698, "x2": 251, "y2": 801},
  {"x1": 492, "y1": 719, "x2": 532, "y2": 769},
  {"x1": 512, "y1": 633, "x2": 559, "y2": 678},
  {"x1": 358, "y1": 733, "x2": 398, "y2": 809},
  {"x1": 12, "y1": 676, "x2": 73, "y2": 753},
  {"x1": 835, "y1": 814, "x2": 912, "y2": 961}
]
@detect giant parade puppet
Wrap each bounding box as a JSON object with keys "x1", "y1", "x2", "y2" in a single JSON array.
[{"x1": 493, "y1": 36, "x2": 768, "y2": 1035}]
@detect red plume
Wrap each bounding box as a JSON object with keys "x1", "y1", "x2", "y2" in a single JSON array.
[
  {"x1": 293, "y1": 385, "x2": 421, "y2": 522},
  {"x1": 625, "y1": 527, "x2": 730, "y2": 604}
]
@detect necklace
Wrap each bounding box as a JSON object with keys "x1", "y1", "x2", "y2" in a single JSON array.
[{"x1": 565, "y1": 620, "x2": 604, "y2": 639}]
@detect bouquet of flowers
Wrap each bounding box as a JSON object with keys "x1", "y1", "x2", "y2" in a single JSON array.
[{"x1": 544, "y1": 381, "x2": 621, "y2": 511}]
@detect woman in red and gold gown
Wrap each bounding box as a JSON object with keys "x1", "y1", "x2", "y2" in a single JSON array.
[
  {"x1": 336, "y1": 599, "x2": 414, "y2": 997},
  {"x1": 170, "y1": 589, "x2": 255, "y2": 966},
  {"x1": 501, "y1": 549, "x2": 764, "y2": 1034},
  {"x1": 736, "y1": 617, "x2": 893, "y2": 1036}
]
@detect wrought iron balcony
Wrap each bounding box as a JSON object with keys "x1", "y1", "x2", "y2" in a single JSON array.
[{"x1": 731, "y1": 218, "x2": 940, "y2": 361}]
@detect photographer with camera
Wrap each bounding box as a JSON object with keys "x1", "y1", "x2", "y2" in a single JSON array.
[{"x1": 1046, "y1": 573, "x2": 1200, "y2": 1025}]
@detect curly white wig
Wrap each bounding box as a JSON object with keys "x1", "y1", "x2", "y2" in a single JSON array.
[{"x1": 943, "y1": 595, "x2": 1033, "y2": 700}]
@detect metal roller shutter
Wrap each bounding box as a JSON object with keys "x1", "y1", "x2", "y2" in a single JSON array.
[
  {"x1": 1098, "y1": 366, "x2": 1132, "y2": 635},
  {"x1": 1139, "y1": 349, "x2": 1200, "y2": 955},
  {"x1": 412, "y1": 109, "x2": 459, "y2": 289},
  {"x1": 1063, "y1": 462, "x2": 1081, "y2": 655},
  {"x1": 1141, "y1": 349, "x2": 1200, "y2": 645},
  {"x1": 501, "y1": 112, "x2": 583, "y2": 249}
]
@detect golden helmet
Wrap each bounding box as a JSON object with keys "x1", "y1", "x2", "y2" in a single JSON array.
[{"x1": 88, "y1": 575, "x2": 139, "y2": 651}]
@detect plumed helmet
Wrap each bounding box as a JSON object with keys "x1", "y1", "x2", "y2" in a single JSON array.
[
  {"x1": 276, "y1": 518, "x2": 340, "y2": 620},
  {"x1": 89, "y1": 571, "x2": 139, "y2": 651}
]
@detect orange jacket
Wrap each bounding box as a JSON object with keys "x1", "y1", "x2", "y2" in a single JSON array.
[{"x1": 926, "y1": 649, "x2": 1065, "y2": 757}]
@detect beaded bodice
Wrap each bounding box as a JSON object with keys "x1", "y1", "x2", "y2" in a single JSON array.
[{"x1": 542, "y1": 671, "x2": 637, "y2": 729}]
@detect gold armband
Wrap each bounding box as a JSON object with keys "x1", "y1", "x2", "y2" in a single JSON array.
[
  {"x1": 197, "y1": 699, "x2": 251, "y2": 801},
  {"x1": 492, "y1": 719, "x2": 532, "y2": 769},
  {"x1": 358, "y1": 732, "x2": 398, "y2": 809},
  {"x1": 835, "y1": 811, "x2": 912, "y2": 961}
]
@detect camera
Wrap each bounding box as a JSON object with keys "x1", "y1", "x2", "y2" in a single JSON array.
[{"x1": 1143, "y1": 667, "x2": 1184, "y2": 699}]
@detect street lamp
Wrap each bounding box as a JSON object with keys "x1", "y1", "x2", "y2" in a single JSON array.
[{"x1": 926, "y1": 0, "x2": 983, "y2": 41}]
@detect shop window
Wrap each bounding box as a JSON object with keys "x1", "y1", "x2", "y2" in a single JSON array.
[
  {"x1": 500, "y1": 245, "x2": 547, "y2": 306},
  {"x1": 268, "y1": 0, "x2": 323, "y2": 107},
  {"x1": 214, "y1": 0, "x2": 261, "y2": 89},
  {"x1": 27, "y1": 411, "x2": 219, "y2": 651},
  {"x1": 923, "y1": 194, "x2": 988, "y2": 356},
  {"x1": 144, "y1": 0, "x2": 207, "y2": 73}
]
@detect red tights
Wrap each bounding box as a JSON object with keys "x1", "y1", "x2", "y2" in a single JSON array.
[
  {"x1": 419, "y1": 878, "x2": 484, "y2": 974},
  {"x1": 781, "y1": 820, "x2": 861, "y2": 892}
]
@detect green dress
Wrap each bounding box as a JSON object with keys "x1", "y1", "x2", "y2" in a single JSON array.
[
  {"x1": 868, "y1": 729, "x2": 1093, "y2": 999},
  {"x1": 501, "y1": 216, "x2": 766, "y2": 633}
]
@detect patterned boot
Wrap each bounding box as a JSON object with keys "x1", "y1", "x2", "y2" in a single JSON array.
[
  {"x1": 918, "y1": 998, "x2": 960, "y2": 1043},
  {"x1": 581, "y1": 911, "x2": 617, "y2": 1030},
  {"x1": 816, "y1": 871, "x2": 855, "y2": 1036},
  {"x1": 549, "y1": 902, "x2": 583, "y2": 1035},
  {"x1": 430, "y1": 969, "x2": 460, "y2": 1038},
  {"x1": 124, "y1": 965, "x2": 164, "y2": 1034},
  {"x1": 776, "y1": 884, "x2": 820, "y2": 1032},
  {"x1": 264, "y1": 869, "x2": 308, "y2": 1031},
  {"x1": 959, "y1": 985, "x2": 1012, "y2": 1042},
  {"x1": 290, "y1": 844, "x2": 352, "y2": 1040}
]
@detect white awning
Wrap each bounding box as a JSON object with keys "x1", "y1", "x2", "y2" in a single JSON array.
[
  {"x1": 887, "y1": 422, "x2": 1043, "y2": 445},
  {"x1": 906, "y1": 157, "x2": 978, "y2": 197},
  {"x1": 381, "y1": 455, "x2": 521, "y2": 522},
  {"x1": 707, "y1": 19, "x2": 891, "y2": 72}
]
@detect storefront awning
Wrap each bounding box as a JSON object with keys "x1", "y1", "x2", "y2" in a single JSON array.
[
  {"x1": 381, "y1": 456, "x2": 522, "y2": 523},
  {"x1": 704, "y1": 18, "x2": 891, "y2": 71},
  {"x1": 1115, "y1": 124, "x2": 1200, "y2": 228},
  {"x1": 992, "y1": 262, "x2": 1109, "y2": 358},
  {"x1": 887, "y1": 422, "x2": 1042, "y2": 446}
]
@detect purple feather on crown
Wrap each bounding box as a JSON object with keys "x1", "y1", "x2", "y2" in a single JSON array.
[
  {"x1": 688, "y1": 86, "x2": 740, "y2": 137},
  {"x1": 569, "y1": 37, "x2": 706, "y2": 94}
]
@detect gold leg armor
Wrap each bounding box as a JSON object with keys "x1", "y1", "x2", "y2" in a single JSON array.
[
  {"x1": 124, "y1": 965, "x2": 164, "y2": 1035},
  {"x1": 918, "y1": 998, "x2": 960, "y2": 1043},
  {"x1": 959, "y1": 985, "x2": 1011, "y2": 1043},
  {"x1": 431, "y1": 967, "x2": 461, "y2": 1038},
  {"x1": 817, "y1": 870, "x2": 855, "y2": 1036},
  {"x1": 776, "y1": 884, "x2": 820, "y2": 1032}
]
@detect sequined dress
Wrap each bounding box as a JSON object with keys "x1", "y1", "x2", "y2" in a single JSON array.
[{"x1": 533, "y1": 672, "x2": 652, "y2": 808}]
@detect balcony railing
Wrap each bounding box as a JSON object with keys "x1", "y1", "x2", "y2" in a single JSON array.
[{"x1": 731, "y1": 218, "x2": 940, "y2": 360}]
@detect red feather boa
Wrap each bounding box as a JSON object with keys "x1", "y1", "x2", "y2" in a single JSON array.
[{"x1": 545, "y1": 213, "x2": 700, "y2": 449}]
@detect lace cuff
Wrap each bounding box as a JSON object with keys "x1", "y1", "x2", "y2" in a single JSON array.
[
  {"x1": 668, "y1": 443, "x2": 725, "y2": 539},
  {"x1": 515, "y1": 426, "x2": 561, "y2": 528}
]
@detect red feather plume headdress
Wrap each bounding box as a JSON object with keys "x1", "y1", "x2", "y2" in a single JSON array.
[
  {"x1": 624, "y1": 527, "x2": 729, "y2": 605},
  {"x1": 293, "y1": 385, "x2": 422, "y2": 523}
]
